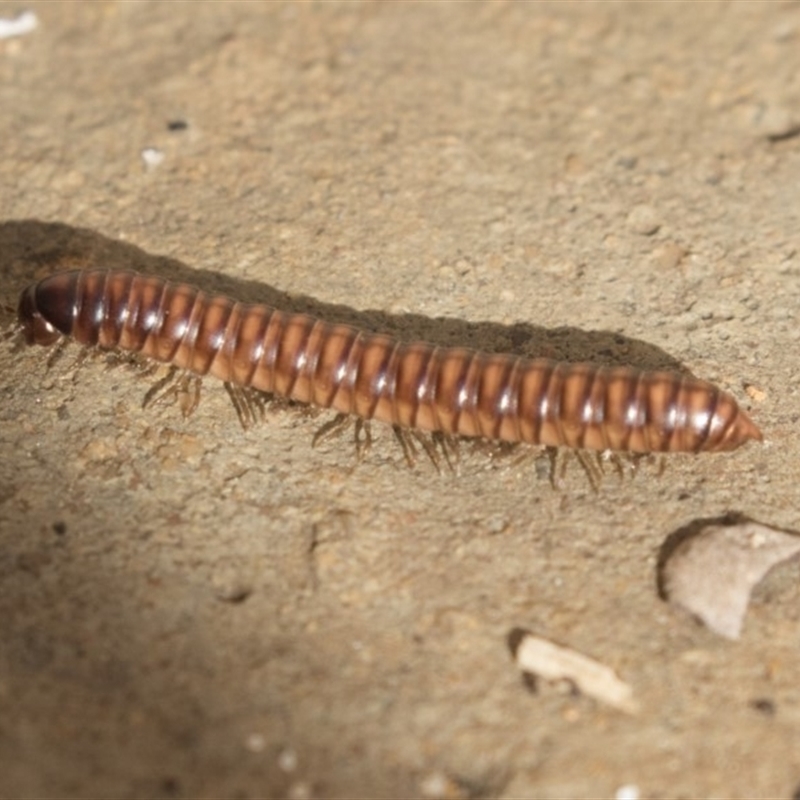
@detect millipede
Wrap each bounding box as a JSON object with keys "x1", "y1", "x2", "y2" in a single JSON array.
[{"x1": 16, "y1": 268, "x2": 762, "y2": 461}]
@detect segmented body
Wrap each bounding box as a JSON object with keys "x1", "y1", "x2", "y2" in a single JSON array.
[{"x1": 17, "y1": 269, "x2": 762, "y2": 453}]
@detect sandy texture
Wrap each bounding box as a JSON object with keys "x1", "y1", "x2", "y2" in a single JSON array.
[{"x1": 0, "y1": 2, "x2": 798, "y2": 798}]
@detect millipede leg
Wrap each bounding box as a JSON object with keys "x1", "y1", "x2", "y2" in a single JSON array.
[
  {"x1": 447, "y1": 434, "x2": 461, "y2": 470},
  {"x1": 5, "y1": 324, "x2": 28, "y2": 352},
  {"x1": 501, "y1": 441, "x2": 522, "y2": 460},
  {"x1": 137, "y1": 359, "x2": 162, "y2": 378},
  {"x1": 393, "y1": 425, "x2": 417, "y2": 468},
  {"x1": 628, "y1": 453, "x2": 648, "y2": 477},
  {"x1": 224, "y1": 382, "x2": 245, "y2": 427},
  {"x1": 44, "y1": 337, "x2": 69, "y2": 370},
  {"x1": 246, "y1": 388, "x2": 268, "y2": 423},
  {"x1": 179, "y1": 374, "x2": 202, "y2": 417},
  {"x1": 531, "y1": 448, "x2": 550, "y2": 481},
  {"x1": 607, "y1": 452, "x2": 625, "y2": 481},
  {"x1": 142, "y1": 365, "x2": 179, "y2": 409},
  {"x1": 595, "y1": 451, "x2": 606, "y2": 475},
  {"x1": 411, "y1": 430, "x2": 441, "y2": 474},
  {"x1": 576, "y1": 450, "x2": 602, "y2": 493},
  {"x1": 546, "y1": 446, "x2": 559, "y2": 489},
  {"x1": 354, "y1": 418, "x2": 373, "y2": 461},
  {"x1": 1, "y1": 315, "x2": 22, "y2": 343},
  {"x1": 70, "y1": 348, "x2": 92, "y2": 372},
  {"x1": 103, "y1": 350, "x2": 136, "y2": 371},
  {"x1": 224, "y1": 383, "x2": 266, "y2": 429},
  {"x1": 508, "y1": 443, "x2": 537, "y2": 470},
  {"x1": 264, "y1": 393, "x2": 295, "y2": 414},
  {"x1": 293, "y1": 401, "x2": 320, "y2": 418},
  {"x1": 143, "y1": 367, "x2": 202, "y2": 418},
  {"x1": 432, "y1": 431, "x2": 458, "y2": 473},
  {"x1": 312, "y1": 413, "x2": 351, "y2": 448},
  {"x1": 558, "y1": 449, "x2": 572, "y2": 488}
]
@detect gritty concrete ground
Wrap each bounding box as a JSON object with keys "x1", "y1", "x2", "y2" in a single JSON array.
[{"x1": 0, "y1": 2, "x2": 798, "y2": 798}]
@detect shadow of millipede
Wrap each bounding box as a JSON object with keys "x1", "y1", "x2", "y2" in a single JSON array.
[{"x1": 1, "y1": 218, "x2": 690, "y2": 375}]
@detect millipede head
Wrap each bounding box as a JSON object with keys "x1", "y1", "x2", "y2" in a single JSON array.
[
  {"x1": 17, "y1": 283, "x2": 60, "y2": 346},
  {"x1": 17, "y1": 271, "x2": 80, "y2": 347}
]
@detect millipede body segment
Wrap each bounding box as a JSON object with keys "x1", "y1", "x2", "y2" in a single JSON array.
[{"x1": 17, "y1": 269, "x2": 762, "y2": 454}]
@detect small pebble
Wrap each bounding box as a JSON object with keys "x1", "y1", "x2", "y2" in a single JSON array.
[
  {"x1": 652, "y1": 242, "x2": 687, "y2": 270},
  {"x1": 626, "y1": 204, "x2": 661, "y2": 236},
  {"x1": 419, "y1": 771, "x2": 467, "y2": 800},
  {"x1": 278, "y1": 747, "x2": 298, "y2": 773},
  {"x1": 564, "y1": 152, "x2": 587, "y2": 177},
  {"x1": 211, "y1": 571, "x2": 252, "y2": 603},
  {"x1": 287, "y1": 781, "x2": 312, "y2": 800},
  {"x1": 0, "y1": 10, "x2": 37, "y2": 39},
  {"x1": 244, "y1": 732, "x2": 266, "y2": 753},
  {"x1": 745, "y1": 384, "x2": 767, "y2": 403},
  {"x1": 757, "y1": 105, "x2": 800, "y2": 141},
  {"x1": 141, "y1": 147, "x2": 165, "y2": 169}
]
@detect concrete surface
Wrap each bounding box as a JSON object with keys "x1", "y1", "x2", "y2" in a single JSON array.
[{"x1": 0, "y1": 2, "x2": 798, "y2": 798}]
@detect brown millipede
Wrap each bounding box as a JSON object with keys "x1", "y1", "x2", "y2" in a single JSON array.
[{"x1": 16, "y1": 268, "x2": 762, "y2": 454}]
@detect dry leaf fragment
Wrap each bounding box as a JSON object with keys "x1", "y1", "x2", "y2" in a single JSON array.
[
  {"x1": 508, "y1": 629, "x2": 639, "y2": 714},
  {"x1": 660, "y1": 519, "x2": 800, "y2": 639}
]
